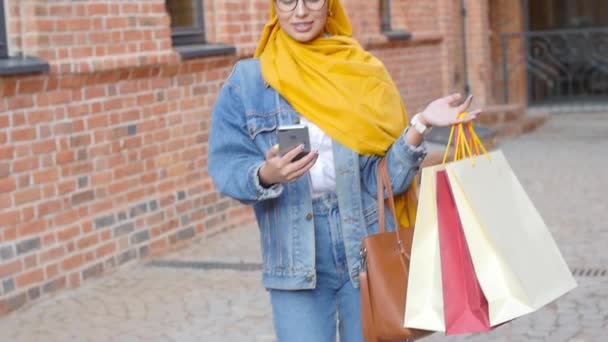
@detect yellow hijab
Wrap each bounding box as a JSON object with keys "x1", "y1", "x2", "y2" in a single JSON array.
[{"x1": 255, "y1": 0, "x2": 417, "y2": 227}]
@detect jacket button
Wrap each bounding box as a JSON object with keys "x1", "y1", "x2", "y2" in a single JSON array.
[
  {"x1": 305, "y1": 213, "x2": 313, "y2": 221},
  {"x1": 305, "y1": 274, "x2": 314, "y2": 282},
  {"x1": 294, "y1": 117, "x2": 301, "y2": 124}
]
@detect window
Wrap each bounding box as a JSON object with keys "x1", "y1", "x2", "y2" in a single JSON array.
[
  {"x1": 166, "y1": 0, "x2": 206, "y2": 46},
  {"x1": 379, "y1": 0, "x2": 411, "y2": 40},
  {"x1": 0, "y1": 0, "x2": 8, "y2": 58},
  {"x1": 0, "y1": 0, "x2": 49, "y2": 75}
]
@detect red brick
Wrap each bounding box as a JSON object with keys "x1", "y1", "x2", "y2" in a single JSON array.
[
  {"x1": 42, "y1": 185, "x2": 57, "y2": 199},
  {"x1": 7, "y1": 96, "x2": 34, "y2": 110},
  {"x1": 0, "y1": 177, "x2": 16, "y2": 192},
  {"x1": 54, "y1": 209, "x2": 80, "y2": 227},
  {"x1": 32, "y1": 140, "x2": 57, "y2": 155},
  {"x1": 14, "y1": 188, "x2": 41, "y2": 205},
  {"x1": 11, "y1": 127, "x2": 36, "y2": 142},
  {"x1": 41, "y1": 247, "x2": 65, "y2": 264},
  {"x1": 22, "y1": 206, "x2": 35, "y2": 224},
  {"x1": 33, "y1": 169, "x2": 59, "y2": 184},
  {"x1": 56, "y1": 151, "x2": 75, "y2": 165},
  {"x1": 61, "y1": 253, "x2": 84, "y2": 271},
  {"x1": 0, "y1": 260, "x2": 23, "y2": 278},
  {"x1": 15, "y1": 144, "x2": 29, "y2": 157},
  {"x1": 18, "y1": 79, "x2": 46, "y2": 94},
  {"x1": 0, "y1": 146, "x2": 13, "y2": 160},
  {"x1": 87, "y1": 114, "x2": 109, "y2": 129},
  {"x1": 47, "y1": 5, "x2": 69, "y2": 16},
  {"x1": 57, "y1": 225, "x2": 80, "y2": 242},
  {"x1": 17, "y1": 175, "x2": 31, "y2": 188},
  {"x1": 149, "y1": 238, "x2": 168, "y2": 256},
  {"x1": 57, "y1": 180, "x2": 77, "y2": 195},
  {"x1": 36, "y1": 91, "x2": 71, "y2": 106},
  {"x1": 16, "y1": 269, "x2": 44, "y2": 288},
  {"x1": 45, "y1": 264, "x2": 60, "y2": 279},
  {"x1": 42, "y1": 233, "x2": 56, "y2": 246},
  {"x1": 13, "y1": 157, "x2": 39, "y2": 172},
  {"x1": 18, "y1": 220, "x2": 46, "y2": 237},
  {"x1": 0, "y1": 115, "x2": 8, "y2": 129},
  {"x1": 109, "y1": 179, "x2": 138, "y2": 195},
  {"x1": 24, "y1": 255, "x2": 38, "y2": 269},
  {"x1": 96, "y1": 242, "x2": 116, "y2": 258},
  {"x1": 77, "y1": 234, "x2": 99, "y2": 250},
  {"x1": 0, "y1": 194, "x2": 11, "y2": 210}
]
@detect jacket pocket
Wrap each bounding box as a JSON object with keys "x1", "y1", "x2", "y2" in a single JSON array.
[{"x1": 246, "y1": 113, "x2": 278, "y2": 140}]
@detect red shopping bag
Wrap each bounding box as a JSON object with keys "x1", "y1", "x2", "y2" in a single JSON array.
[{"x1": 436, "y1": 170, "x2": 491, "y2": 335}]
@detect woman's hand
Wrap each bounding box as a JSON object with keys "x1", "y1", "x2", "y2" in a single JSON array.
[
  {"x1": 418, "y1": 94, "x2": 481, "y2": 127},
  {"x1": 258, "y1": 144, "x2": 319, "y2": 187}
]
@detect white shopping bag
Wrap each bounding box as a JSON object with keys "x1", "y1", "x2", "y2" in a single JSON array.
[{"x1": 403, "y1": 164, "x2": 445, "y2": 332}]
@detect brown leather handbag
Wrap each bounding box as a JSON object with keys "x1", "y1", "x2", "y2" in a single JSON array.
[{"x1": 359, "y1": 158, "x2": 432, "y2": 342}]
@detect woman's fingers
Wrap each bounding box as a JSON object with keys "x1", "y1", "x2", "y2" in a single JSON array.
[
  {"x1": 457, "y1": 95, "x2": 474, "y2": 112},
  {"x1": 265, "y1": 144, "x2": 280, "y2": 160},
  {"x1": 286, "y1": 152, "x2": 319, "y2": 181},
  {"x1": 454, "y1": 109, "x2": 482, "y2": 123},
  {"x1": 468, "y1": 109, "x2": 482, "y2": 119},
  {"x1": 280, "y1": 144, "x2": 306, "y2": 164},
  {"x1": 281, "y1": 148, "x2": 318, "y2": 182},
  {"x1": 284, "y1": 149, "x2": 317, "y2": 173}
]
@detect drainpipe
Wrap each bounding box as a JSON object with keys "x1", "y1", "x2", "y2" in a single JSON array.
[{"x1": 461, "y1": 0, "x2": 471, "y2": 97}]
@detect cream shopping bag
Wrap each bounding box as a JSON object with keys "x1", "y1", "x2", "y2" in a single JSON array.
[
  {"x1": 403, "y1": 164, "x2": 445, "y2": 332},
  {"x1": 445, "y1": 150, "x2": 577, "y2": 326}
]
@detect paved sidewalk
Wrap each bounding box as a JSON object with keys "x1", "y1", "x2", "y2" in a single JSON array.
[{"x1": 0, "y1": 112, "x2": 607, "y2": 341}]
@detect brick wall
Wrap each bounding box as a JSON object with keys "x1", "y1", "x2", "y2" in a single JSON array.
[
  {"x1": 0, "y1": 0, "x2": 484, "y2": 315},
  {"x1": 6, "y1": 1, "x2": 179, "y2": 73}
]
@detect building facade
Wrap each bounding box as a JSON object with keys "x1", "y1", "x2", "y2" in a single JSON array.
[{"x1": 1, "y1": 0, "x2": 606, "y2": 315}]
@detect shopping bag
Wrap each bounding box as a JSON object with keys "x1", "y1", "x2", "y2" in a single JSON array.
[
  {"x1": 436, "y1": 170, "x2": 491, "y2": 335},
  {"x1": 403, "y1": 164, "x2": 445, "y2": 332},
  {"x1": 445, "y1": 150, "x2": 577, "y2": 326}
]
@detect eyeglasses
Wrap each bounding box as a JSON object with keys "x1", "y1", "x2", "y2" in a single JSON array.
[{"x1": 275, "y1": 0, "x2": 327, "y2": 13}]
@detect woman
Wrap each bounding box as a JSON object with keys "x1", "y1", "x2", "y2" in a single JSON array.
[{"x1": 208, "y1": 0, "x2": 480, "y2": 341}]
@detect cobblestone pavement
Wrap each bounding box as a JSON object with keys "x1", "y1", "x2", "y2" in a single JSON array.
[{"x1": 0, "y1": 112, "x2": 606, "y2": 341}]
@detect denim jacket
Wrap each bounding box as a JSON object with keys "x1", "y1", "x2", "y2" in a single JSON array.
[{"x1": 208, "y1": 59, "x2": 427, "y2": 290}]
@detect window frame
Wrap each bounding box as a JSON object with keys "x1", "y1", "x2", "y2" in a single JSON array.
[
  {"x1": 380, "y1": 0, "x2": 392, "y2": 32},
  {"x1": 167, "y1": 0, "x2": 207, "y2": 46},
  {"x1": 379, "y1": 0, "x2": 412, "y2": 40},
  {"x1": 0, "y1": 0, "x2": 8, "y2": 58}
]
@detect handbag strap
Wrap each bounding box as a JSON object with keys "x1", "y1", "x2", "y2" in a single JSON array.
[
  {"x1": 377, "y1": 158, "x2": 407, "y2": 233},
  {"x1": 378, "y1": 158, "x2": 412, "y2": 266}
]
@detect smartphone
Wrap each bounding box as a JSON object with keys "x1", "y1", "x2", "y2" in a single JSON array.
[{"x1": 277, "y1": 125, "x2": 311, "y2": 161}]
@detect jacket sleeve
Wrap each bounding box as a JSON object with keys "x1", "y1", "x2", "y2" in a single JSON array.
[
  {"x1": 359, "y1": 127, "x2": 428, "y2": 197},
  {"x1": 207, "y1": 77, "x2": 283, "y2": 205}
]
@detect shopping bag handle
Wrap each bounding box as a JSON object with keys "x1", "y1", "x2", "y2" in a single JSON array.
[{"x1": 441, "y1": 113, "x2": 490, "y2": 164}]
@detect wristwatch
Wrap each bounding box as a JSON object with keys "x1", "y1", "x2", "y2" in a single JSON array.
[{"x1": 410, "y1": 113, "x2": 432, "y2": 136}]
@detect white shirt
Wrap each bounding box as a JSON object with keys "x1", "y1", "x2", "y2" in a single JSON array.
[{"x1": 300, "y1": 117, "x2": 336, "y2": 197}]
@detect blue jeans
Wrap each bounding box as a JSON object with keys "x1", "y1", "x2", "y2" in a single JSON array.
[{"x1": 269, "y1": 193, "x2": 363, "y2": 342}]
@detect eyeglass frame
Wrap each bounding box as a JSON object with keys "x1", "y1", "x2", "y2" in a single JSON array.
[{"x1": 275, "y1": 0, "x2": 327, "y2": 13}]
